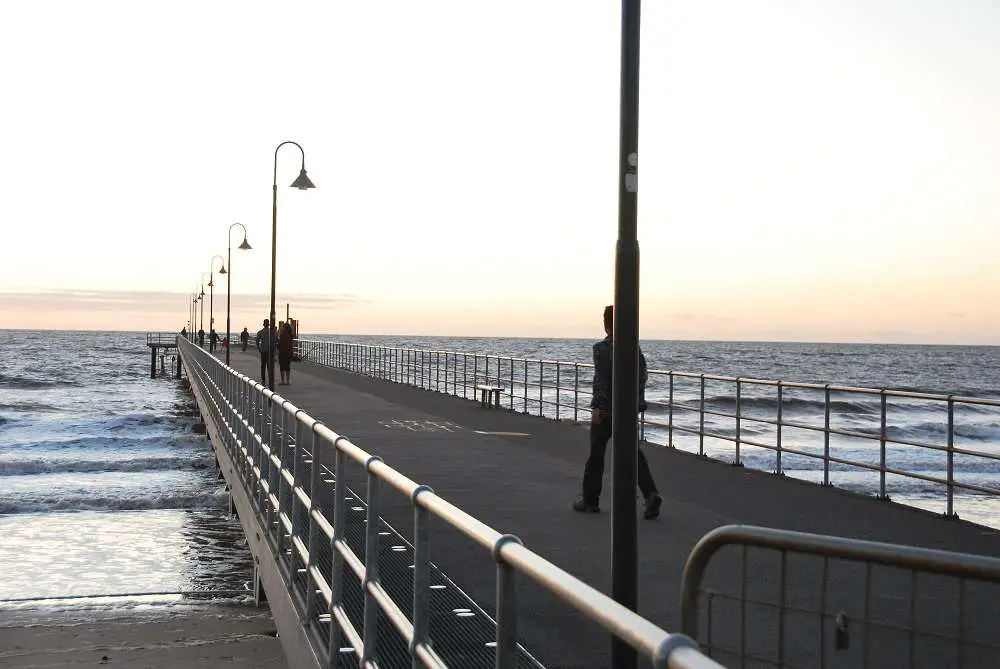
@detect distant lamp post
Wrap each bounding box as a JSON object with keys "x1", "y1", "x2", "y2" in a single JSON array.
[
  {"x1": 225, "y1": 222, "x2": 252, "y2": 365},
  {"x1": 199, "y1": 272, "x2": 211, "y2": 340},
  {"x1": 209, "y1": 255, "x2": 226, "y2": 352},
  {"x1": 269, "y1": 140, "x2": 315, "y2": 390}
]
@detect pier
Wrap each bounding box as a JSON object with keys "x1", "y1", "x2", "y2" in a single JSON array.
[{"x1": 176, "y1": 337, "x2": 1000, "y2": 668}]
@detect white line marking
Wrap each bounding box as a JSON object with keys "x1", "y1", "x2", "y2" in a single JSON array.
[{"x1": 474, "y1": 430, "x2": 531, "y2": 436}]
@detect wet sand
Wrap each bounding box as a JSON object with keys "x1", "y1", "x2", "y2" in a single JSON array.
[{"x1": 0, "y1": 602, "x2": 287, "y2": 668}]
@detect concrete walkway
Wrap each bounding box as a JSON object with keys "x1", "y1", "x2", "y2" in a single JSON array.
[{"x1": 224, "y1": 349, "x2": 1000, "y2": 668}]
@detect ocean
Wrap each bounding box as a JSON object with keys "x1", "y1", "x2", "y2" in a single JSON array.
[
  {"x1": 0, "y1": 330, "x2": 253, "y2": 614},
  {"x1": 1, "y1": 331, "x2": 998, "y2": 612}
]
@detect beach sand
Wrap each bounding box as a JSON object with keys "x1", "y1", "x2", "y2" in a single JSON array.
[{"x1": 0, "y1": 602, "x2": 287, "y2": 668}]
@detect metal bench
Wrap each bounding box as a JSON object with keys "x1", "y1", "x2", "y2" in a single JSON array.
[{"x1": 475, "y1": 385, "x2": 505, "y2": 409}]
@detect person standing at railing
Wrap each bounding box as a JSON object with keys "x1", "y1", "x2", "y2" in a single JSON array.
[
  {"x1": 256, "y1": 319, "x2": 275, "y2": 385},
  {"x1": 573, "y1": 305, "x2": 662, "y2": 519}
]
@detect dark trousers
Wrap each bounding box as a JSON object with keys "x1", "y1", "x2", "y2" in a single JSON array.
[
  {"x1": 259, "y1": 352, "x2": 270, "y2": 382},
  {"x1": 582, "y1": 415, "x2": 657, "y2": 506}
]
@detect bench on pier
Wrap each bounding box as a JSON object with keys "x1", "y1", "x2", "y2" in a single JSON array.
[{"x1": 475, "y1": 385, "x2": 505, "y2": 409}]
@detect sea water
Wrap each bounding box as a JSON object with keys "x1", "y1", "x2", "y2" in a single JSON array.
[{"x1": 0, "y1": 330, "x2": 253, "y2": 612}]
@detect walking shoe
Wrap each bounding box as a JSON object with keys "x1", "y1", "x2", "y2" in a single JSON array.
[
  {"x1": 572, "y1": 499, "x2": 600, "y2": 513},
  {"x1": 642, "y1": 494, "x2": 662, "y2": 520}
]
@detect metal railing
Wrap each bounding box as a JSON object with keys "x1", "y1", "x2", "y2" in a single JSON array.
[
  {"x1": 178, "y1": 336, "x2": 721, "y2": 669},
  {"x1": 296, "y1": 340, "x2": 1000, "y2": 521},
  {"x1": 679, "y1": 525, "x2": 1000, "y2": 668}
]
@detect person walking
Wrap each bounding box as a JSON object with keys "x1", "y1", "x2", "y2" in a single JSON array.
[
  {"x1": 209, "y1": 328, "x2": 218, "y2": 352},
  {"x1": 255, "y1": 319, "x2": 274, "y2": 385},
  {"x1": 573, "y1": 305, "x2": 662, "y2": 519},
  {"x1": 240, "y1": 327, "x2": 250, "y2": 352},
  {"x1": 198, "y1": 327, "x2": 205, "y2": 347},
  {"x1": 278, "y1": 321, "x2": 294, "y2": 385}
]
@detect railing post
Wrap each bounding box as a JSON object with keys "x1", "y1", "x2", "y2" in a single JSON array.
[
  {"x1": 329, "y1": 442, "x2": 348, "y2": 667},
  {"x1": 776, "y1": 382, "x2": 783, "y2": 475},
  {"x1": 411, "y1": 486, "x2": 432, "y2": 668},
  {"x1": 538, "y1": 361, "x2": 544, "y2": 418},
  {"x1": 699, "y1": 374, "x2": 706, "y2": 456},
  {"x1": 735, "y1": 379, "x2": 742, "y2": 465},
  {"x1": 573, "y1": 363, "x2": 579, "y2": 422},
  {"x1": 824, "y1": 385, "x2": 831, "y2": 486},
  {"x1": 523, "y1": 360, "x2": 528, "y2": 414},
  {"x1": 668, "y1": 373, "x2": 674, "y2": 448},
  {"x1": 556, "y1": 363, "x2": 561, "y2": 421},
  {"x1": 305, "y1": 421, "x2": 322, "y2": 622},
  {"x1": 947, "y1": 396, "x2": 955, "y2": 517},
  {"x1": 361, "y1": 458, "x2": 383, "y2": 667},
  {"x1": 494, "y1": 535, "x2": 522, "y2": 669},
  {"x1": 879, "y1": 390, "x2": 888, "y2": 499}
]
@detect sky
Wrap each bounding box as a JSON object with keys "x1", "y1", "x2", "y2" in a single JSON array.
[{"x1": 1, "y1": 1, "x2": 998, "y2": 344}]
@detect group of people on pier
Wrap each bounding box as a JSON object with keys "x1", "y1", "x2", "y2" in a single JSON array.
[{"x1": 256, "y1": 318, "x2": 295, "y2": 386}]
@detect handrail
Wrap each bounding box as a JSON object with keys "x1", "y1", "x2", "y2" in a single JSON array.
[
  {"x1": 178, "y1": 336, "x2": 722, "y2": 669},
  {"x1": 678, "y1": 524, "x2": 1000, "y2": 641},
  {"x1": 294, "y1": 339, "x2": 1000, "y2": 522}
]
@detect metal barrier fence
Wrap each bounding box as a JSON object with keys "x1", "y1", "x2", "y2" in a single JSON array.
[
  {"x1": 178, "y1": 337, "x2": 721, "y2": 669},
  {"x1": 295, "y1": 340, "x2": 1000, "y2": 522},
  {"x1": 679, "y1": 525, "x2": 1000, "y2": 668}
]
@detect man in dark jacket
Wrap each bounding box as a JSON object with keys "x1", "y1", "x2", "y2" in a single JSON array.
[{"x1": 573, "y1": 305, "x2": 662, "y2": 519}]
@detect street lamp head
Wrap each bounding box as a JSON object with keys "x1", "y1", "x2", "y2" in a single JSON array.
[
  {"x1": 290, "y1": 168, "x2": 315, "y2": 190},
  {"x1": 238, "y1": 237, "x2": 252, "y2": 250},
  {"x1": 208, "y1": 279, "x2": 214, "y2": 287},
  {"x1": 218, "y1": 264, "x2": 227, "y2": 275}
]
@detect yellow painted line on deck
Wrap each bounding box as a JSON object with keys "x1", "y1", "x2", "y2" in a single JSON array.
[{"x1": 474, "y1": 430, "x2": 531, "y2": 437}]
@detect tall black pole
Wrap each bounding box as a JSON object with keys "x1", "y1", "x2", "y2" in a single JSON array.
[
  {"x1": 226, "y1": 241, "x2": 232, "y2": 365},
  {"x1": 269, "y1": 177, "x2": 278, "y2": 390},
  {"x1": 269, "y1": 141, "x2": 311, "y2": 391},
  {"x1": 209, "y1": 281, "x2": 214, "y2": 346},
  {"x1": 611, "y1": 1, "x2": 641, "y2": 668}
]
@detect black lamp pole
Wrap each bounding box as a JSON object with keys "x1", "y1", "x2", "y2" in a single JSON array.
[
  {"x1": 199, "y1": 276, "x2": 207, "y2": 335},
  {"x1": 226, "y1": 223, "x2": 252, "y2": 365},
  {"x1": 269, "y1": 140, "x2": 316, "y2": 390},
  {"x1": 611, "y1": 1, "x2": 642, "y2": 668},
  {"x1": 209, "y1": 255, "x2": 224, "y2": 351}
]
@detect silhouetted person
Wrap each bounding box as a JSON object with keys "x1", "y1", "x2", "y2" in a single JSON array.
[
  {"x1": 198, "y1": 327, "x2": 205, "y2": 347},
  {"x1": 209, "y1": 328, "x2": 218, "y2": 352},
  {"x1": 240, "y1": 327, "x2": 250, "y2": 352},
  {"x1": 180, "y1": 326, "x2": 187, "y2": 339},
  {"x1": 256, "y1": 319, "x2": 274, "y2": 385},
  {"x1": 573, "y1": 305, "x2": 662, "y2": 519},
  {"x1": 278, "y1": 321, "x2": 294, "y2": 385}
]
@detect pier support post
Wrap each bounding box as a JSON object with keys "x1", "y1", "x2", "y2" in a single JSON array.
[
  {"x1": 254, "y1": 563, "x2": 268, "y2": 606},
  {"x1": 175, "y1": 355, "x2": 182, "y2": 379},
  {"x1": 150, "y1": 346, "x2": 158, "y2": 378}
]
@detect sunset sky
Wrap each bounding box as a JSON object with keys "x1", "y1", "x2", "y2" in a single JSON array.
[{"x1": 1, "y1": 1, "x2": 997, "y2": 343}]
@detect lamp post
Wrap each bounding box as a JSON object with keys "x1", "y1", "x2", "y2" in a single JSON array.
[
  {"x1": 209, "y1": 255, "x2": 226, "y2": 353},
  {"x1": 269, "y1": 140, "x2": 316, "y2": 390},
  {"x1": 200, "y1": 273, "x2": 210, "y2": 342},
  {"x1": 611, "y1": 2, "x2": 642, "y2": 668},
  {"x1": 226, "y1": 223, "x2": 252, "y2": 365}
]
